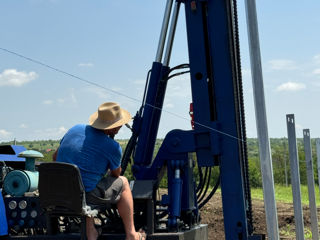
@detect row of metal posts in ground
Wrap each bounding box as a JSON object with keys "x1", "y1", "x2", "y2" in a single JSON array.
[
  {"x1": 245, "y1": 1, "x2": 320, "y2": 239},
  {"x1": 286, "y1": 114, "x2": 320, "y2": 240}
]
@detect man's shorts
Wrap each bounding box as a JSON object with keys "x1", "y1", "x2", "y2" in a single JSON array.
[{"x1": 86, "y1": 175, "x2": 124, "y2": 206}]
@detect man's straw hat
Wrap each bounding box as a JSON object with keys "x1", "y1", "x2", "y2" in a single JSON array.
[{"x1": 89, "y1": 102, "x2": 131, "y2": 130}]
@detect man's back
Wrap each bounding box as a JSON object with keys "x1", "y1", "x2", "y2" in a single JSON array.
[{"x1": 56, "y1": 124, "x2": 122, "y2": 192}]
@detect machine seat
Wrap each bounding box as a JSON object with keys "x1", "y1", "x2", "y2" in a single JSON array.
[
  {"x1": 38, "y1": 162, "x2": 105, "y2": 239},
  {"x1": 38, "y1": 162, "x2": 98, "y2": 217}
]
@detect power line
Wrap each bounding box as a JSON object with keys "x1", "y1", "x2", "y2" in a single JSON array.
[{"x1": 0, "y1": 47, "x2": 244, "y2": 142}]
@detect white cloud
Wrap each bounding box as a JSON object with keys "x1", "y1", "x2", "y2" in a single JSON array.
[
  {"x1": 43, "y1": 100, "x2": 53, "y2": 105},
  {"x1": 111, "y1": 87, "x2": 123, "y2": 92},
  {"x1": 57, "y1": 98, "x2": 65, "y2": 103},
  {"x1": 164, "y1": 103, "x2": 174, "y2": 109},
  {"x1": 268, "y1": 59, "x2": 297, "y2": 70},
  {"x1": 166, "y1": 78, "x2": 191, "y2": 98},
  {"x1": 296, "y1": 124, "x2": 303, "y2": 131},
  {"x1": 313, "y1": 54, "x2": 320, "y2": 64},
  {"x1": 0, "y1": 129, "x2": 11, "y2": 137},
  {"x1": 78, "y1": 63, "x2": 94, "y2": 67},
  {"x1": 85, "y1": 87, "x2": 109, "y2": 99},
  {"x1": 34, "y1": 126, "x2": 67, "y2": 139},
  {"x1": 0, "y1": 69, "x2": 38, "y2": 87},
  {"x1": 19, "y1": 124, "x2": 28, "y2": 129},
  {"x1": 312, "y1": 68, "x2": 320, "y2": 75},
  {"x1": 71, "y1": 88, "x2": 77, "y2": 103},
  {"x1": 276, "y1": 82, "x2": 306, "y2": 92},
  {"x1": 133, "y1": 80, "x2": 145, "y2": 85}
]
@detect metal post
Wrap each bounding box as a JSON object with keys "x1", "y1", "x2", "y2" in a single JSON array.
[
  {"x1": 155, "y1": 0, "x2": 174, "y2": 63},
  {"x1": 244, "y1": 1, "x2": 279, "y2": 239},
  {"x1": 163, "y1": 1, "x2": 181, "y2": 67},
  {"x1": 315, "y1": 138, "x2": 320, "y2": 194},
  {"x1": 286, "y1": 114, "x2": 304, "y2": 240},
  {"x1": 283, "y1": 140, "x2": 288, "y2": 187},
  {"x1": 303, "y1": 129, "x2": 319, "y2": 240}
]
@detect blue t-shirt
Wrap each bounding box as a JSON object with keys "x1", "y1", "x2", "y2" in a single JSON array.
[{"x1": 56, "y1": 124, "x2": 122, "y2": 192}]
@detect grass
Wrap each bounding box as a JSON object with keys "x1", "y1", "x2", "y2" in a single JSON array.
[
  {"x1": 251, "y1": 185, "x2": 320, "y2": 239},
  {"x1": 251, "y1": 184, "x2": 320, "y2": 205}
]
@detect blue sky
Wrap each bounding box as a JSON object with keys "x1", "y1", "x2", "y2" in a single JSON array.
[{"x1": 0, "y1": 0, "x2": 320, "y2": 141}]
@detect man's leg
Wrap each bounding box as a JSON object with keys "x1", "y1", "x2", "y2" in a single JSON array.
[
  {"x1": 86, "y1": 217, "x2": 99, "y2": 240},
  {"x1": 117, "y1": 176, "x2": 145, "y2": 240}
]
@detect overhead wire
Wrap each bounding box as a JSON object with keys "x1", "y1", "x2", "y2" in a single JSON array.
[
  {"x1": 0, "y1": 48, "x2": 228, "y2": 224},
  {"x1": 0, "y1": 47, "x2": 246, "y2": 142}
]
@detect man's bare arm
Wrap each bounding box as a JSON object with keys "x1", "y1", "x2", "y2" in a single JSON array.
[
  {"x1": 52, "y1": 147, "x2": 59, "y2": 161},
  {"x1": 110, "y1": 167, "x2": 121, "y2": 178}
]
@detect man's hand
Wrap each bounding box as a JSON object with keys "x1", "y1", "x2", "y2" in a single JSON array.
[
  {"x1": 52, "y1": 147, "x2": 59, "y2": 161},
  {"x1": 110, "y1": 167, "x2": 122, "y2": 178}
]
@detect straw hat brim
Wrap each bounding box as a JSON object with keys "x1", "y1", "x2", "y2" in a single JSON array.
[{"x1": 89, "y1": 108, "x2": 131, "y2": 130}]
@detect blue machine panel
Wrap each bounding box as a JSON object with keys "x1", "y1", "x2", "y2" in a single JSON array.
[
  {"x1": 4, "y1": 196, "x2": 46, "y2": 232},
  {"x1": 0, "y1": 145, "x2": 26, "y2": 162}
]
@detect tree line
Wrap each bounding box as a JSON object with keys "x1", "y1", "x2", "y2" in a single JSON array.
[{"x1": 1, "y1": 138, "x2": 318, "y2": 188}]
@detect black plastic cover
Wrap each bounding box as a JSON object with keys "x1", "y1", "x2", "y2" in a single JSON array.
[{"x1": 38, "y1": 162, "x2": 85, "y2": 215}]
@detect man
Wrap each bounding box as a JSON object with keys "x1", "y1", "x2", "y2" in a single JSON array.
[{"x1": 53, "y1": 102, "x2": 145, "y2": 240}]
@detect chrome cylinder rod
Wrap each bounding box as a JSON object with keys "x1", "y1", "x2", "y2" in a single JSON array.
[
  {"x1": 163, "y1": 1, "x2": 181, "y2": 67},
  {"x1": 155, "y1": 0, "x2": 174, "y2": 63}
]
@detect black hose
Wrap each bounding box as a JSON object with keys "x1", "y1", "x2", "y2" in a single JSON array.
[
  {"x1": 168, "y1": 63, "x2": 189, "y2": 73},
  {"x1": 167, "y1": 70, "x2": 190, "y2": 80},
  {"x1": 121, "y1": 131, "x2": 138, "y2": 175},
  {"x1": 196, "y1": 167, "x2": 204, "y2": 193},
  {"x1": 198, "y1": 174, "x2": 220, "y2": 209},
  {"x1": 197, "y1": 167, "x2": 212, "y2": 203},
  {"x1": 121, "y1": 68, "x2": 152, "y2": 175},
  {"x1": 196, "y1": 167, "x2": 208, "y2": 199}
]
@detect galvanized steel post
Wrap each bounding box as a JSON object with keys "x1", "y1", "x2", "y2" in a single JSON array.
[
  {"x1": 315, "y1": 138, "x2": 320, "y2": 194},
  {"x1": 286, "y1": 114, "x2": 304, "y2": 240},
  {"x1": 244, "y1": 0, "x2": 279, "y2": 239},
  {"x1": 283, "y1": 140, "x2": 288, "y2": 187},
  {"x1": 303, "y1": 129, "x2": 319, "y2": 240}
]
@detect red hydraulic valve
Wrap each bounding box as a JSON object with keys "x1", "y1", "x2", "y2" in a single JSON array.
[{"x1": 189, "y1": 103, "x2": 195, "y2": 129}]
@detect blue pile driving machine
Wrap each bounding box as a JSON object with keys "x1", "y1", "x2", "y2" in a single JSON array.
[{"x1": 1, "y1": 0, "x2": 265, "y2": 239}]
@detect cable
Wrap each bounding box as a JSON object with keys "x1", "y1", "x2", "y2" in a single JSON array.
[
  {"x1": 168, "y1": 63, "x2": 189, "y2": 73},
  {"x1": 0, "y1": 47, "x2": 246, "y2": 142},
  {"x1": 196, "y1": 167, "x2": 208, "y2": 199},
  {"x1": 120, "y1": 68, "x2": 153, "y2": 175},
  {"x1": 167, "y1": 70, "x2": 190, "y2": 80},
  {"x1": 196, "y1": 167, "x2": 204, "y2": 193},
  {"x1": 198, "y1": 174, "x2": 220, "y2": 209},
  {"x1": 197, "y1": 167, "x2": 212, "y2": 203}
]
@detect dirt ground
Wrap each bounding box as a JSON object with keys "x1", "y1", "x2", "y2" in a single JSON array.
[{"x1": 200, "y1": 193, "x2": 317, "y2": 240}]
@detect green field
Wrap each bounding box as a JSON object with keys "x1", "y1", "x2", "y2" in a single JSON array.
[
  {"x1": 251, "y1": 184, "x2": 320, "y2": 205},
  {"x1": 2, "y1": 138, "x2": 320, "y2": 204}
]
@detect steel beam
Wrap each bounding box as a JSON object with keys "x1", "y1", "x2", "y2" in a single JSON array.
[
  {"x1": 303, "y1": 129, "x2": 319, "y2": 240},
  {"x1": 244, "y1": 0, "x2": 279, "y2": 239},
  {"x1": 286, "y1": 114, "x2": 304, "y2": 240},
  {"x1": 315, "y1": 138, "x2": 320, "y2": 195}
]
